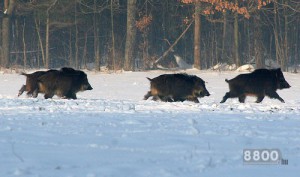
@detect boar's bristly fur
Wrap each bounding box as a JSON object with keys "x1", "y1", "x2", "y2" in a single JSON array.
[
  {"x1": 144, "y1": 73, "x2": 210, "y2": 103},
  {"x1": 37, "y1": 67, "x2": 93, "y2": 99},
  {"x1": 220, "y1": 68, "x2": 291, "y2": 103},
  {"x1": 18, "y1": 71, "x2": 50, "y2": 97}
]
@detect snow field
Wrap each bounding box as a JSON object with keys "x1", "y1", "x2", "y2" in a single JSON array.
[{"x1": 0, "y1": 70, "x2": 299, "y2": 177}]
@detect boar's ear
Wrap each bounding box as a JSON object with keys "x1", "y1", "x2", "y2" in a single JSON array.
[
  {"x1": 274, "y1": 68, "x2": 281, "y2": 79},
  {"x1": 146, "y1": 77, "x2": 152, "y2": 81}
]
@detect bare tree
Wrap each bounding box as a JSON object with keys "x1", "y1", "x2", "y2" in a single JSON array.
[
  {"x1": 194, "y1": 1, "x2": 201, "y2": 69},
  {"x1": 254, "y1": 12, "x2": 264, "y2": 69},
  {"x1": 233, "y1": 0, "x2": 240, "y2": 67},
  {"x1": 124, "y1": 0, "x2": 137, "y2": 71},
  {"x1": 1, "y1": 0, "x2": 16, "y2": 68}
]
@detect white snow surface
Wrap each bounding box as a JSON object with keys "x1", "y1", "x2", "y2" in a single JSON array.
[{"x1": 0, "y1": 69, "x2": 300, "y2": 177}]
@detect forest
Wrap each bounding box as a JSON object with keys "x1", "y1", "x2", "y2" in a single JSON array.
[{"x1": 0, "y1": 0, "x2": 299, "y2": 71}]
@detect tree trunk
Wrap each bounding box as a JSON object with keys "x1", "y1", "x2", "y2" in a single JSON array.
[
  {"x1": 69, "y1": 28, "x2": 73, "y2": 66},
  {"x1": 193, "y1": 1, "x2": 201, "y2": 69},
  {"x1": 283, "y1": 1, "x2": 288, "y2": 71},
  {"x1": 254, "y1": 13, "x2": 264, "y2": 69},
  {"x1": 294, "y1": 18, "x2": 299, "y2": 72},
  {"x1": 35, "y1": 17, "x2": 45, "y2": 67},
  {"x1": 142, "y1": 32, "x2": 148, "y2": 70},
  {"x1": 233, "y1": 10, "x2": 240, "y2": 67},
  {"x1": 221, "y1": 11, "x2": 227, "y2": 63},
  {"x1": 94, "y1": 0, "x2": 100, "y2": 71},
  {"x1": 45, "y1": 14, "x2": 50, "y2": 69},
  {"x1": 273, "y1": 0, "x2": 282, "y2": 68},
  {"x1": 1, "y1": 0, "x2": 16, "y2": 68},
  {"x1": 22, "y1": 19, "x2": 27, "y2": 69},
  {"x1": 45, "y1": 0, "x2": 58, "y2": 69},
  {"x1": 110, "y1": 0, "x2": 116, "y2": 71},
  {"x1": 124, "y1": 0, "x2": 137, "y2": 71},
  {"x1": 82, "y1": 32, "x2": 88, "y2": 69},
  {"x1": 74, "y1": 2, "x2": 79, "y2": 69}
]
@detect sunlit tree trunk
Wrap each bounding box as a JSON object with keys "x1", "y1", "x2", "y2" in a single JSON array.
[{"x1": 194, "y1": 1, "x2": 201, "y2": 69}]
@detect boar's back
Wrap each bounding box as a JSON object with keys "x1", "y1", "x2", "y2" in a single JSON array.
[{"x1": 150, "y1": 73, "x2": 198, "y2": 97}]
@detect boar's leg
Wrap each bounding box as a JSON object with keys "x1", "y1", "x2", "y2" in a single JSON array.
[
  {"x1": 32, "y1": 88, "x2": 39, "y2": 98},
  {"x1": 144, "y1": 91, "x2": 152, "y2": 100},
  {"x1": 160, "y1": 96, "x2": 174, "y2": 102},
  {"x1": 266, "y1": 91, "x2": 285, "y2": 103},
  {"x1": 187, "y1": 97, "x2": 199, "y2": 103},
  {"x1": 65, "y1": 92, "x2": 77, "y2": 99},
  {"x1": 18, "y1": 85, "x2": 26, "y2": 97},
  {"x1": 152, "y1": 95, "x2": 160, "y2": 101},
  {"x1": 220, "y1": 92, "x2": 231, "y2": 103},
  {"x1": 44, "y1": 92, "x2": 54, "y2": 99},
  {"x1": 255, "y1": 95, "x2": 265, "y2": 103},
  {"x1": 173, "y1": 97, "x2": 185, "y2": 102},
  {"x1": 238, "y1": 95, "x2": 246, "y2": 103}
]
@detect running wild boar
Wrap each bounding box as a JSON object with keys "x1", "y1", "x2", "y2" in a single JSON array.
[
  {"x1": 220, "y1": 68, "x2": 291, "y2": 103},
  {"x1": 18, "y1": 70, "x2": 51, "y2": 97},
  {"x1": 144, "y1": 73, "x2": 210, "y2": 103},
  {"x1": 37, "y1": 67, "x2": 93, "y2": 99}
]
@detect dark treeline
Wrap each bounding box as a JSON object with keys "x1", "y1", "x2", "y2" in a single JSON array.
[{"x1": 0, "y1": 0, "x2": 299, "y2": 71}]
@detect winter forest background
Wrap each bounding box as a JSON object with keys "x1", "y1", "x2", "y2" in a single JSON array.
[{"x1": 0, "y1": 0, "x2": 299, "y2": 72}]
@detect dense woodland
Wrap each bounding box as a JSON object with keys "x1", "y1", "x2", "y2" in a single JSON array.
[{"x1": 0, "y1": 0, "x2": 299, "y2": 71}]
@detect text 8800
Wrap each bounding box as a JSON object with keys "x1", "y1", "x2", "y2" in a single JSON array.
[{"x1": 243, "y1": 149, "x2": 282, "y2": 164}]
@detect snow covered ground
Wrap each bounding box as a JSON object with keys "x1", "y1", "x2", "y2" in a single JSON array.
[{"x1": 0, "y1": 69, "x2": 299, "y2": 177}]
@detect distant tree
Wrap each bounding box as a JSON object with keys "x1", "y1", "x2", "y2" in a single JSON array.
[
  {"x1": 194, "y1": 1, "x2": 201, "y2": 69},
  {"x1": 1, "y1": 0, "x2": 16, "y2": 68},
  {"x1": 181, "y1": 0, "x2": 271, "y2": 68},
  {"x1": 124, "y1": 0, "x2": 137, "y2": 71}
]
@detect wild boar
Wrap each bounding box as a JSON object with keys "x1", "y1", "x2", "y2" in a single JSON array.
[
  {"x1": 220, "y1": 68, "x2": 291, "y2": 103},
  {"x1": 144, "y1": 73, "x2": 210, "y2": 103},
  {"x1": 37, "y1": 68, "x2": 93, "y2": 99},
  {"x1": 18, "y1": 70, "x2": 50, "y2": 97}
]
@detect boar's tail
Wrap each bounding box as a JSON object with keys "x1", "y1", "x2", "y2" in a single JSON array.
[
  {"x1": 225, "y1": 79, "x2": 229, "y2": 83},
  {"x1": 20, "y1": 72, "x2": 27, "y2": 76},
  {"x1": 146, "y1": 77, "x2": 152, "y2": 81}
]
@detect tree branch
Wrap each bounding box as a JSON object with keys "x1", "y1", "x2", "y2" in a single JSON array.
[{"x1": 154, "y1": 19, "x2": 194, "y2": 64}]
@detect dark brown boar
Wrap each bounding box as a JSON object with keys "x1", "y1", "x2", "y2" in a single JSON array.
[
  {"x1": 18, "y1": 71, "x2": 49, "y2": 97},
  {"x1": 220, "y1": 68, "x2": 291, "y2": 103},
  {"x1": 37, "y1": 68, "x2": 93, "y2": 99},
  {"x1": 144, "y1": 73, "x2": 210, "y2": 103}
]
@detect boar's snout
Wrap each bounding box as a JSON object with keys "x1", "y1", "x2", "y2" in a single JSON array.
[
  {"x1": 87, "y1": 84, "x2": 93, "y2": 90},
  {"x1": 279, "y1": 80, "x2": 291, "y2": 89},
  {"x1": 204, "y1": 90, "x2": 210, "y2": 96},
  {"x1": 284, "y1": 82, "x2": 291, "y2": 89},
  {"x1": 198, "y1": 89, "x2": 210, "y2": 97},
  {"x1": 82, "y1": 83, "x2": 93, "y2": 91}
]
